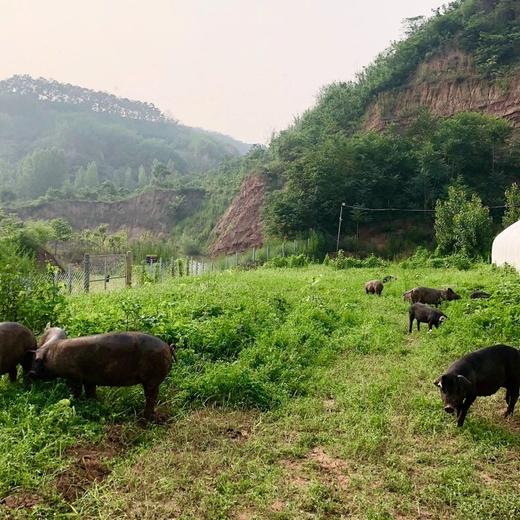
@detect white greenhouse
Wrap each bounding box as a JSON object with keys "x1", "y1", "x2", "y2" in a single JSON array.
[{"x1": 491, "y1": 220, "x2": 520, "y2": 272}]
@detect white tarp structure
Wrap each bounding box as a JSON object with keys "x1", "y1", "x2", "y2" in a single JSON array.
[{"x1": 492, "y1": 220, "x2": 520, "y2": 272}]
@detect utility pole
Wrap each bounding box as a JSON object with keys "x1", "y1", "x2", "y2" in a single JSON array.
[{"x1": 336, "y1": 202, "x2": 346, "y2": 252}]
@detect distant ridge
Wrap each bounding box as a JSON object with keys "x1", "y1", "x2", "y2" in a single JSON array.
[{"x1": 0, "y1": 74, "x2": 166, "y2": 122}]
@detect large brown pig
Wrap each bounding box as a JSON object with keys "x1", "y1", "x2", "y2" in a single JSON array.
[
  {"x1": 30, "y1": 327, "x2": 175, "y2": 420},
  {"x1": 0, "y1": 322, "x2": 37, "y2": 382},
  {"x1": 409, "y1": 286, "x2": 460, "y2": 306}
]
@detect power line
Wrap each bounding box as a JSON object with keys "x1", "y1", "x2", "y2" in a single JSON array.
[{"x1": 345, "y1": 204, "x2": 509, "y2": 213}]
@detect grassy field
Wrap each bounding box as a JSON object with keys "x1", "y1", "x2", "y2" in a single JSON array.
[{"x1": 0, "y1": 264, "x2": 519, "y2": 519}]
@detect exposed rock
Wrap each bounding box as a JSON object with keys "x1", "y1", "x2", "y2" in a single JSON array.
[
  {"x1": 11, "y1": 188, "x2": 204, "y2": 240},
  {"x1": 365, "y1": 51, "x2": 520, "y2": 130},
  {"x1": 209, "y1": 174, "x2": 266, "y2": 256}
]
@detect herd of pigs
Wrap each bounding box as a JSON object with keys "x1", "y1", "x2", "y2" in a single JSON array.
[
  {"x1": 0, "y1": 276, "x2": 518, "y2": 429},
  {"x1": 365, "y1": 278, "x2": 519, "y2": 427}
]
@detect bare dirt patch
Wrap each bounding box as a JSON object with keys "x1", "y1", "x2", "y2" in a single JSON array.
[
  {"x1": 1, "y1": 492, "x2": 43, "y2": 510},
  {"x1": 55, "y1": 424, "x2": 134, "y2": 502},
  {"x1": 308, "y1": 447, "x2": 350, "y2": 490},
  {"x1": 224, "y1": 427, "x2": 250, "y2": 441},
  {"x1": 280, "y1": 458, "x2": 311, "y2": 489}
]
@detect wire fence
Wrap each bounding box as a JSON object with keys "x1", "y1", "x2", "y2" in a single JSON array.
[{"x1": 25, "y1": 239, "x2": 313, "y2": 295}]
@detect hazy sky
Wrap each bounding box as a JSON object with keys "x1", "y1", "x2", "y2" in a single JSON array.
[{"x1": 1, "y1": 1, "x2": 447, "y2": 143}]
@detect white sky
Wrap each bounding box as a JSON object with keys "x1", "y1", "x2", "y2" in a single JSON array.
[{"x1": 0, "y1": 1, "x2": 447, "y2": 143}]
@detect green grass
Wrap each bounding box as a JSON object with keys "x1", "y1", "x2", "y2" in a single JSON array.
[{"x1": 0, "y1": 264, "x2": 519, "y2": 519}]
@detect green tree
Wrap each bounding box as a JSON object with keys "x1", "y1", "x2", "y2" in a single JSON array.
[
  {"x1": 435, "y1": 184, "x2": 493, "y2": 258},
  {"x1": 50, "y1": 218, "x2": 73, "y2": 255},
  {"x1": 502, "y1": 182, "x2": 520, "y2": 228},
  {"x1": 137, "y1": 165, "x2": 148, "y2": 187},
  {"x1": 85, "y1": 161, "x2": 99, "y2": 187},
  {"x1": 19, "y1": 148, "x2": 67, "y2": 198}
]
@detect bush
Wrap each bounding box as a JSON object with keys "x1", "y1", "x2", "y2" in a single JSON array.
[
  {"x1": 264, "y1": 254, "x2": 310, "y2": 269},
  {"x1": 329, "y1": 251, "x2": 388, "y2": 270},
  {"x1": 400, "y1": 247, "x2": 474, "y2": 270},
  {"x1": 0, "y1": 240, "x2": 65, "y2": 333}
]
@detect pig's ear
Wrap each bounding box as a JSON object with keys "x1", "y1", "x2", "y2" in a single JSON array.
[{"x1": 457, "y1": 375, "x2": 472, "y2": 390}]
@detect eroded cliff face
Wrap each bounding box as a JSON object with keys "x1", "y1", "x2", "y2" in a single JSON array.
[
  {"x1": 365, "y1": 50, "x2": 520, "y2": 130},
  {"x1": 13, "y1": 188, "x2": 204, "y2": 239},
  {"x1": 209, "y1": 174, "x2": 266, "y2": 256}
]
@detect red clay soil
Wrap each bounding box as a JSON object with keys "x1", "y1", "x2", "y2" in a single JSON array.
[
  {"x1": 210, "y1": 173, "x2": 266, "y2": 256},
  {"x1": 1, "y1": 492, "x2": 43, "y2": 510}
]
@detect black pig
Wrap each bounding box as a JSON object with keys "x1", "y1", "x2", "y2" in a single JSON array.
[
  {"x1": 434, "y1": 345, "x2": 520, "y2": 427},
  {"x1": 409, "y1": 303, "x2": 447, "y2": 333}
]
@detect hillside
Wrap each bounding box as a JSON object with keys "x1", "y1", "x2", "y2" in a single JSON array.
[
  {"x1": 365, "y1": 50, "x2": 520, "y2": 130},
  {"x1": 11, "y1": 188, "x2": 204, "y2": 239},
  {"x1": 0, "y1": 75, "x2": 249, "y2": 201},
  {"x1": 210, "y1": 0, "x2": 520, "y2": 255}
]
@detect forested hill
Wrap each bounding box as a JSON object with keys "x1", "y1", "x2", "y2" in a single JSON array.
[
  {"x1": 219, "y1": 0, "x2": 520, "y2": 253},
  {"x1": 0, "y1": 75, "x2": 249, "y2": 202}
]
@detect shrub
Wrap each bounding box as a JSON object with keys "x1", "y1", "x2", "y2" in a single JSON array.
[
  {"x1": 264, "y1": 254, "x2": 310, "y2": 269},
  {"x1": 0, "y1": 240, "x2": 65, "y2": 333},
  {"x1": 329, "y1": 251, "x2": 388, "y2": 269}
]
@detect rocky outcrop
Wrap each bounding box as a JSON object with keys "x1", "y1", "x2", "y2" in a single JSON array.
[
  {"x1": 12, "y1": 188, "x2": 204, "y2": 239},
  {"x1": 365, "y1": 51, "x2": 520, "y2": 130},
  {"x1": 209, "y1": 174, "x2": 266, "y2": 256}
]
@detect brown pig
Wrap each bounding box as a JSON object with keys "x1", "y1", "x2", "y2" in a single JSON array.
[
  {"x1": 0, "y1": 322, "x2": 37, "y2": 382},
  {"x1": 30, "y1": 327, "x2": 175, "y2": 420},
  {"x1": 365, "y1": 280, "x2": 384, "y2": 296},
  {"x1": 409, "y1": 286, "x2": 460, "y2": 306}
]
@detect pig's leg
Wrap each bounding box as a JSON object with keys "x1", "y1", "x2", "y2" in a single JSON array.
[
  {"x1": 84, "y1": 383, "x2": 97, "y2": 399},
  {"x1": 67, "y1": 380, "x2": 82, "y2": 398},
  {"x1": 408, "y1": 315, "x2": 414, "y2": 333},
  {"x1": 456, "y1": 395, "x2": 476, "y2": 427},
  {"x1": 8, "y1": 367, "x2": 17, "y2": 382},
  {"x1": 143, "y1": 384, "x2": 159, "y2": 420},
  {"x1": 417, "y1": 320, "x2": 420, "y2": 331},
  {"x1": 504, "y1": 386, "x2": 518, "y2": 417}
]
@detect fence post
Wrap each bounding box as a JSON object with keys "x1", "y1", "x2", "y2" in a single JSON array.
[
  {"x1": 67, "y1": 264, "x2": 72, "y2": 294},
  {"x1": 171, "y1": 257, "x2": 175, "y2": 277},
  {"x1": 103, "y1": 257, "x2": 108, "y2": 291},
  {"x1": 201, "y1": 258, "x2": 204, "y2": 274},
  {"x1": 266, "y1": 244, "x2": 269, "y2": 260},
  {"x1": 282, "y1": 242, "x2": 285, "y2": 257},
  {"x1": 235, "y1": 251, "x2": 238, "y2": 266},
  {"x1": 83, "y1": 254, "x2": 90, "y2": 293},
  {"x1": 253, "y1": 247, "x2": 256, "y2": 263},
  {"x1": 125, "y1": 251, "x2": 132, "y2": 288},
  {"x1": 186, "y1": 257, "x2": 190, "y2": 276}
]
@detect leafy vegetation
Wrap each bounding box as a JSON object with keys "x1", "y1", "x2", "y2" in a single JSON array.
[
  {"x1": 435, "y1": 183, "x2": 494, "y2": 259},
  {"x1": 503, "y1": 182, "x2": 520, "y2": 228},
  {"x1": 0, "y1": 264, "x2": 518, "y2": 518},
  {"x1": 264, "y1": 110, "x2": 517, "y2": 244}
]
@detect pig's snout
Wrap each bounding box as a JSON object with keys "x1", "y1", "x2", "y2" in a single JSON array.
[{"x1": 444, "y1": 405, "x2": 455, "y2": 414}]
